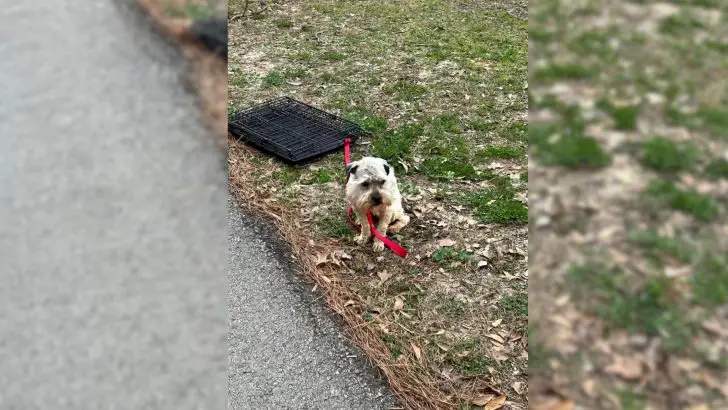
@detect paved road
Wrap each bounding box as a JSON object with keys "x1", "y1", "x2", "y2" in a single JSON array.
[
  {"x1": 228, "y1": 195, "x2": 395, "y2": 409},
  {"x1": 0, "y1": 1, "x2": 394, "y2": 409},
  {"x1": 0, "y1": 1, "x2": 227, "y2": 408}
]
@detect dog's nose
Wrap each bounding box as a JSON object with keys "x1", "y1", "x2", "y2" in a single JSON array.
[{"x1": 371, "y1": 194, "x2": 382, "y2": 205}]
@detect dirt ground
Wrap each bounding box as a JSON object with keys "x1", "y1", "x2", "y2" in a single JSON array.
[
  {"x1": 529, "y1": 1, "x2": 728, "y2": 409},
  {"x1": 228, "y1": 0, "x2": 528, "y2": 408}
]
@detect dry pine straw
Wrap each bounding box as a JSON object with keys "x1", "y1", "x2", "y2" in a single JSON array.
[{"x1": 136, "y1": 0, "x2": 228, "y2": 148}]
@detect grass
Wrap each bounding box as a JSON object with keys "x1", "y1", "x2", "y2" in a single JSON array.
[
  {"x1": 532, "y1": 63, "x2": 597, "y2": 81},
  {"x1": 530, "y1": 122, "x2": 611, "y2": 168},
  {"x1": 528, "y1": 0, "x2": 728, "y2": 407},
  {"x1": 476, "y1": 146, "x2": 526, "y2": 160},
  {"x1": 569, "y1": 263, "x2": 691, "y2": 351},
  {"x1": 638, "y1": 136, "x2": 699, "y2": 172},
  {"x1": 692, "y1": 255, "x2": 728, "y2": 307},
  {"x1": 645, "y1": 179, "x2": 718, "y2": 222},
  {"x1": 705, "y1": 158, "x2": 728, "y2": 179},
  {"x1": 431, "y1": 247, "x2": 470, "y2": 265},
  {"x1": 597, "y1": 100, "x2": 640, "y2": 130},
  {"x1": 228, "y1": 0, "x2": 528, "y2": 406},
  {"x1": 466, "y1": 187, "x2": 528, "y2": 224},
  {"x1": 627, "y1": 229, "x2": 693, "y2": 265}
]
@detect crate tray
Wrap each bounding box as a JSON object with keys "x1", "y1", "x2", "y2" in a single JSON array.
[{"x1": 229, "y1": 97, "x2": 369, "y2": 164}]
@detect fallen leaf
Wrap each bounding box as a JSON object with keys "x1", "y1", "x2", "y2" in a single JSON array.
[
  {"x1": 438, "y1": 238, "x2": 456, "y2": 247},
  {"x1": 582, "y1": 379, "x2": 597, "y2": 397},
  {"x1": 393, "y1": 297, "x2": 404, "y2": 311},
  {"x1": 471, "y1": 394, "x2": 495, "y2": 406},
  {"x1": 477, "y1": 260, "x2": 488, "y2": 269},
  {"x1": 484, "y1": 394, "x2": 507, "y2": 410},
  {"x1": 411, "y1": 343, "x2": 423, "y2": 363},
  {"x1": 320, "y1": 275, "x2": 332, "y2": 284},
  {"x1": 344, "y1": 300, "x2": 357, "y2": 307},
  {"x1": 512, "y1": 381, "x2": 524, "y2": 394},
  {"x1": 486, "y1": 333, "x2": 505, "y2": 344},
  {"x1": 436, "y1": 342, "x2": 451, "y2": 352},
  {"x1": 377, "y1": 270, "x2": 392, "y2": 284},
  {"x1": 551, "y1": 400, "x2": 575, "y2": 410},
  {"x1": 492, "y1": 319, "x2": 503, "y2": 327},
  {"x1": 702, "y1": 319, "x2": 728, "y2": 338},
  {"x1": 285, "y1": 78, "x2": 302, "y2": 86},
  {"x1": 605, "y1": 356, "x2": 643, "y2": 380},
  {"x1": 314, "y1": 253, "x2": 328, "y2": 266}
]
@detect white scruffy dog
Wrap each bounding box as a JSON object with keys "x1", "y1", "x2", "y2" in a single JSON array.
[{"x1": 345, "y1": 157, "x2": 410, "y2": 252}]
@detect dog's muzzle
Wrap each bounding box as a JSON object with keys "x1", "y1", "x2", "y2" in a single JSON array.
[{"x1": 371, "y1": 193, "x2": 382, "y2": 205}]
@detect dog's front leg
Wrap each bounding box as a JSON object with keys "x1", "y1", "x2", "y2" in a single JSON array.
[
  {"x1": 372, "y1": 209, "x2": 392, "y2": 252},
  {"x1": 354, "y1": 210, "x2": 372, "y2": 245}
]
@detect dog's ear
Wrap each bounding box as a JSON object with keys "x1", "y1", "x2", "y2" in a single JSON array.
[
  {"x1": 383, "y1": 163, "x2": 390, "y2": 175},
  {"x1": 346, "y1": 163, "x2": 358, "y2": 178}
]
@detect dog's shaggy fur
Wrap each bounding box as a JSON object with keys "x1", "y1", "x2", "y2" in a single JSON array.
[{"x1": 345, "y1": 157, "x2": 410, "y2": 251}]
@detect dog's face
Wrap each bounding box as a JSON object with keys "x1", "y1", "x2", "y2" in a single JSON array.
[{"x1": 346, "y1": 157, "x2": 395, "y2": 211}]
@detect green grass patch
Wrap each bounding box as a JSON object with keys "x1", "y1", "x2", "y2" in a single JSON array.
[
  {"x1": 371, "y1": 123, "x2": 421, "y2": 164},
  {"x1": 692, "y1": 255, "x2": 728, "y2": 307},
  {"x1": 569, "y1": 30, "x2": 614, "y2": 59},
  {"x1": 302, "y1": 169, "x2": 334, "y2": 184},
  {"x1": 432, "y1": 247, "x2": 471, "y2": 265},
  {"x1": 660, "y1": 13, "x2": 704, "y2": 36},
  {"x1": 705, "y1": 158, "x2": 728, "y2": 179},
  {"x1": 476, "y1": 146, "x2": 526, "y2": 160},
  {"x1": 317, "y1": 214, "x2": 355, "y2": 238},
  {"x1": 627, "y1": 229, "x2": 693, "y2": 265},
  {"x1": 263, "y1": 71, "x2": 285, "y2": 87},
  {"x1": 342, "y1": 108, "x2": 389, "y2": 134},
  {"x1": 618, "y1": 390, "x2": 647, "y2": 410},
  {"x1": 321, "y1": 51, "x2": 346, "y2": 61},
  {"x1": 381, "y1": 333, "x2": 404, "y2": 360},
  {"x1": 638, "y1": 136, "x2": 699, "y2": 172},
  {"x1": 292, "y1": 52, "x2": 312, "y2": 62},
  {"x1": 420, "y1": 157, "x2": 481, "y2": 181},
  {"x1": 598, "y1": 100, "x2": 639, "y2": 130},
  {"x1": 645, "y1": 179, "x2": 718, "y2": 222},
  {"x1": 498, "y1": 292, "x2": 528, "y2": 332},
  {"x1": 532, "y1": 63, "x2": 597, "y2": 81},
  {"x1": 466, "y1": 181, "x2": 528, "y2": 224},
  {"x1": 530, "y1": 123, "x2": 611, "y2": 168},
  {"x1": 230, "y1": 73, "x2": 251, "y2": 87},
  {"x1": 274, "y1": 19, "x2": 293, "y2": 28},
  {"x1": 272, "y1": 167, "x2": 301, "y2": 184},
  {"x1": 452, "y1": 349, "x2": 491, "y2": 375},
  {"x1": 436, "y1": 296, "x2": 468, "y2": 316},
  {"x1": 666, "y1": 106, "x2": 728, "y2": 139},
  {"x1": 569, "y1": 263, "x2": 690, "y2": 351},
  {"x1": 383, "y1": 78, "x2": 428, "y2": 98}
]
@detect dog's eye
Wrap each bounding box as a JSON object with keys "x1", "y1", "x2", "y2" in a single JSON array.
[{"x1": 362, "y1": 181, "x2": 370, "y2": 188}]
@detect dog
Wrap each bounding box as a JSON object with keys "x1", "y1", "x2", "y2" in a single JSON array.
[{"x1": 345, "y1": 157, "x2": 410, "y2": 252}]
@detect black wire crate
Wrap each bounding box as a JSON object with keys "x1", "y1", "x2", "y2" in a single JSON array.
[{"x1": 229, "y1": 97, "x2": 370, "y2": 164}]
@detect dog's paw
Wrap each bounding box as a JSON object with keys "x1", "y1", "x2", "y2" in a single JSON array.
[
  {"x1": 355, "y1": 235, "x2": 367, "y2": 245},
  {"x1": 372, "y1": 241, "x2": 385, "y2": 252}
]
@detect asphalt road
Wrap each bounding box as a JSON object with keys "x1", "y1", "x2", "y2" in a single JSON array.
[
  {"x1": 0, "y1": 1, "x2": 228, "y2": 408},
  {"x1": 228, "y1": 195, "x2": 395, "y2": 409},
  {"x1": 0, "y1": 0, "x2": 394, "y2": 409}
]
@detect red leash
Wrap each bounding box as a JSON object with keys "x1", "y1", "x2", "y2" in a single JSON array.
[{"x1": 344, "y1": 138, "x2": 408, "y2": 258}]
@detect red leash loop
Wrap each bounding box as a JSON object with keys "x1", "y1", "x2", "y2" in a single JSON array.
[
  {"x1": 344, "y1": 138, "x2": 408, "y2": 258},
  {"x1": 344, "y1": 137, "x2": 352, "y2": 165}
]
